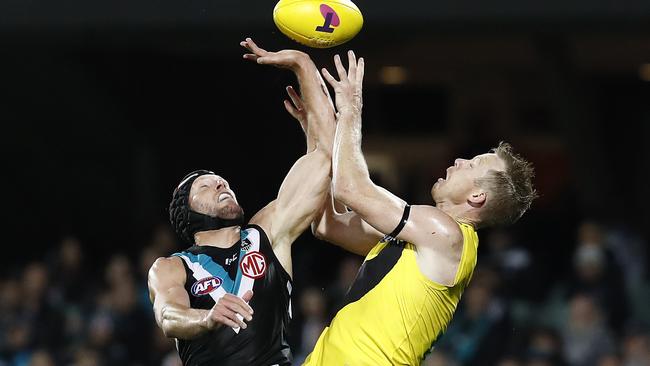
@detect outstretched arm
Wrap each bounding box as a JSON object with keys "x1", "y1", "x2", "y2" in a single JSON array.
[
  {"x1": 240, "y1": 39, "x2": 335, "y2": 272},
  {"x1": 322, "y1": 52, "x2": 462, "y2": 258},
  {"x1": 241, "y1": 38, "x2": 335, "y2": 154},
  {"x1": 253, "y1": 45, "x2": 382, "y2": 257},
  {"x1": 322, "y1": 52, "x2": 408, "y2": 235}
]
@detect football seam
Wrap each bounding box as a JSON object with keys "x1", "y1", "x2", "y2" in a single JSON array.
[
  {"x1": 274, "y1": 15, "x2": 338, "y2": 47},
  {"x1": 275, "y1": 0, "x2": 361, "y2": 13},
  {"x1": 274, "y1": 1, "x2": 363, "y2": 21},
  {"x1": 273, "y1": 5, "x2": 364, "y2": 33}
]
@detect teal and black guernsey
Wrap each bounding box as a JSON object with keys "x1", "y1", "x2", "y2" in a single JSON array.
[{"x1": 171, "y1": 224, "x2": 292, "y2": 366}]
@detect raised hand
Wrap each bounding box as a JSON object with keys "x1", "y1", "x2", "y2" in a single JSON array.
[
  {"x1": 240, "y1": 38, "x2": 308, "y2": 71},
  {"x1": 284, "y1": 85, "x2": 308, "y2": 133},
  {"x1": 241, "y1": 37, "x2": 336, "y2": 153},
  {"x1": 284, "y1": 76, "x2": 336, "y2": 130},
  {"x1": 321, "y1": 50, "x2": 364, "y2": 116},
  {"x1": 204, "y1": 290, "x2": 254, "y2": 330}
]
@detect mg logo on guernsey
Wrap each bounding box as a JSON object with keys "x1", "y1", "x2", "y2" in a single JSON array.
[
  {"x1": 191, "y1": 276, "x2": 223, "y2": 297},
  {"x1": 240, "y1": 251, "x2": 267, "y2": 279}
]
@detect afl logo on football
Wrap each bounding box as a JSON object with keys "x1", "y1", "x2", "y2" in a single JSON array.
[
  {"x1": 240, "y1": 252, "x2": 267, "y2": 279},
  {"x1": 191, "y1": 276, "x2": 223, "y2": 297}
]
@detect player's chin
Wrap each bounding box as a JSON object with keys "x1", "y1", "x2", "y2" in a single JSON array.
[
  {"x1": 431, "y1": 180, "x2": 442, "y2": 191},
  {"x1": 219, "y1": 202, "x2": 245, "y2": 220},
  {"x1": 430, "y1": 183, "x2": 442, "y2": 201}
]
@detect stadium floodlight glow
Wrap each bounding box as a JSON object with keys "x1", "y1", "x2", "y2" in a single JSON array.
[
  {"x1": 379, "y1": 66, "x2": 408, "y2": 85},
  {"x1": 639, "y1": 63, "x2": 650, "y2": 82}
]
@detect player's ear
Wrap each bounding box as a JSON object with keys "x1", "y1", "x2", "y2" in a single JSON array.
[{"x1": 467, "y1": 189, "x2": 486, "y2": 208}]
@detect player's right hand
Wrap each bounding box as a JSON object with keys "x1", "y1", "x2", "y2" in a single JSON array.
[
  {"x1": 204, "y1": 291, "x2": 254, "y2": 330},
  {"x1": 240, "y1": 38, "x2": 308, "y2": 71}
]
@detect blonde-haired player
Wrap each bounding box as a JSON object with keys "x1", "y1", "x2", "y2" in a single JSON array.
[{"x1": 303, "y1": 51, "x2": 537, "y2": 365}]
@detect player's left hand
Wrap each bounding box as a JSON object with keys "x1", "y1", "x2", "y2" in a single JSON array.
[
  {"x1": 321, "y1": 50, "x2": 364, "y2": 117},
  {"x1": 283, "y1": 85, "x2": 308, "y2": 132},
  {"x1": 241, "y1": 38, "x2": 308, "y2": 71}
]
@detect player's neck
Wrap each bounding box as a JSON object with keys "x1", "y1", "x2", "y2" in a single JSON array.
[
  {"x1": 194, "y1": 226, "x2": 241, "y2": 248},
  {"x1": 436, "y1": 201, "x2": 477, "y2": 228}
]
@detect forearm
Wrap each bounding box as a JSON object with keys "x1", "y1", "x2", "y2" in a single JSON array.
[
  {"x1": 272, "y1": 148, "x2": 331, "y2": 246},
  {"x1": 158, "y1": 302, "x2": 209, "y2": 339},
  {"x1": 332, "y1": 111, "x2": 370, "y2": 206},
  {"x1": 311, "y1": 191, "x2": 334, "y2": 237},
  {"x1": 291, "y1": 148, "x2": 332, "y2": 222},
  {"x1": 312, "y1": 191, "x2": 383, "y2": 256},
  {"x1": 320, "y1": 52, "x2": 410, "y2": 239},
  {"x1": 312, "y1": 190, "x2": 348, "y2": 234},
  {"x1": 294, "y1": 60, "x2": 335, "y2": 154},
  {"x1": 303, "y1": 128, "x2": 315, "y2": 154}
]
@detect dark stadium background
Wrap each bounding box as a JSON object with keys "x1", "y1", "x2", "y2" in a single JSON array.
[{"x1": 2, "y1": 0, "x2": 650, "y2": 364}]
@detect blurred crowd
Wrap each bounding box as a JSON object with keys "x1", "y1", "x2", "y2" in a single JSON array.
[
  {"x1": 1, "y1": 221, "x2": 649, "y2": 366},
  {"x1": 424, "y1": 221, "x2": 650, "y2": 366},
  {"x1": 0, "y1": 226, "x2": 181, "y2": 366}
]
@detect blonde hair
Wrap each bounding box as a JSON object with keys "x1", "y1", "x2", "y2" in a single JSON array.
[{"x1": 475, "y1": 142, "x2": 537, "y2": 228}]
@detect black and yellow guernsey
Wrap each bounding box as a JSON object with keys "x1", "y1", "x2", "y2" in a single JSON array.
[
  {"x1": 172, "y1": 224, "x2": 292, "y2": 366},
  {"x1": 304, "y1": 206, "x2": 479, "y2": 366}
]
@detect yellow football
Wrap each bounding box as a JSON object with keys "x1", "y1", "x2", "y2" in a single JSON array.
[{"x1": 273, "y1": 0, "x2": 363, "y2": 48}]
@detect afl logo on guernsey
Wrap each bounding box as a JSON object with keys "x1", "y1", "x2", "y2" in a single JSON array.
[
  {"x1": 240, "y1": 252, "x2": 267, "y2": 279},
  {"x1": 191, "y1": 276, "x2": 223, "y2": 297}
]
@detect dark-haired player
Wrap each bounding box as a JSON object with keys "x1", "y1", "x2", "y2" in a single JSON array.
[{"x1": 148, "y1": 38, "x2": 334, "y2": 366}]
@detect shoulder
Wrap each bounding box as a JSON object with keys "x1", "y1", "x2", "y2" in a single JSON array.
[
  {"x1": 242, "y1": 223, "x2": 268, "y2": 236},
  {"x1": 148, "y1": 256, "x2": 186, "y2": 282},
  {"x1": 241, "y1": 223, "x2": 272, "y2": 246},
  {"x1": 147, "y1": 257, "x2": 188, "y2": 304},
  {"x1": 409, "y1": 205, "x2": 463, "y2": 245},
  {"x1": 249, "y1": 200, "x2": 276, "y2": 240},
  {"x1": 407, "y1": 206, "x2": 467, "y2": 286}
]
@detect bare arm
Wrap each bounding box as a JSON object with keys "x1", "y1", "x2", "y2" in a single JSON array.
[
  {"x1": 321, "y1": 52, "x2": 410, "y2": 237},
  {"x1": 311, "y1": 192, "x2": 383, "y2": 256},
  {"x1": 241, "y1": 38, "x2": 335, "y2": 156},
  {"x1": 277, "y1": 74, "x2": 377, "y2": 255},
  {"x1": 251, "y1": 150, "x2": 331, "y2": 248},
  {"x1": 283, "y1": 85, "x2": 313, "y2": 153},
  {"x1": 322, "y1": 52, "x2": 464, "y2": 285},
  {"x1": 240, "y1": 38, "x2": 335, "y2": 252},
  {"x1": 148, "y1": 257, "x2": 254, "y2": 339}
]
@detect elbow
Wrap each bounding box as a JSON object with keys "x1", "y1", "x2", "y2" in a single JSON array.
[
  {"x1": 160, "y1": 307, "x2": 176, "y2": 338},
  {"x1": 161, "y1": 318, "x2": 194, "y2": 340},
  {"x1": 159, "y1": 305, "x2": 193, "y2": 340},
  {"x1": 161, "y1": 320, "x2": 175, "y2": 338}
]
